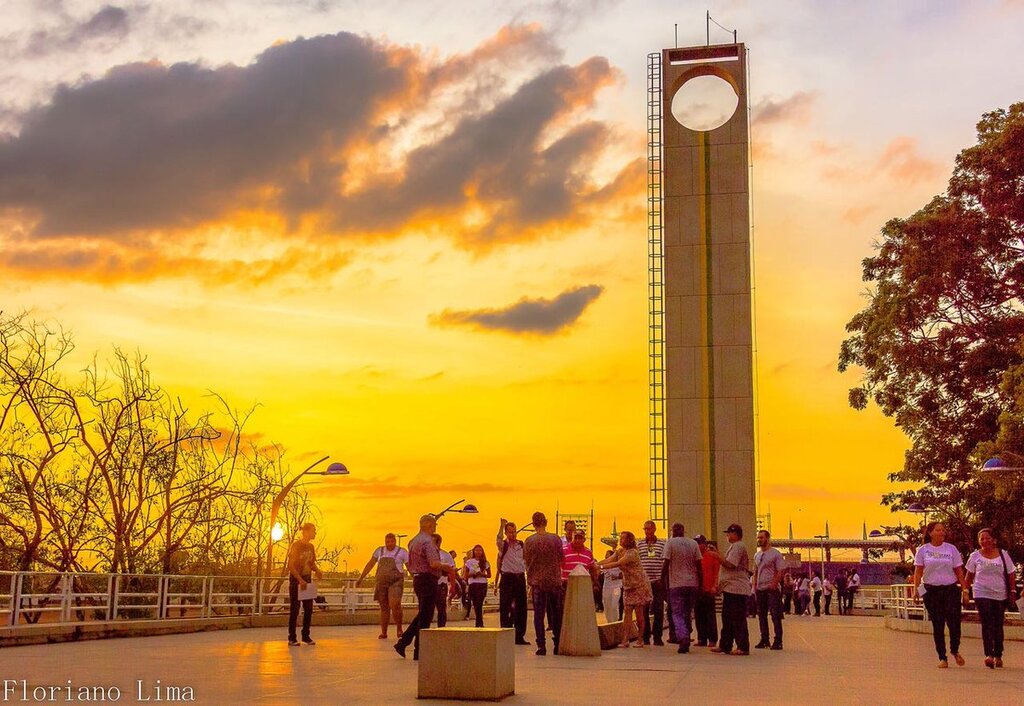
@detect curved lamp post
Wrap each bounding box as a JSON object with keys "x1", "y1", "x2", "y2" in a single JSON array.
[
  {"x1": 431, "y1": 499, "x2": 478, "y2": 521},
  {"x1": 264, "y1": 456, "x2": 349, "y2": 578}
]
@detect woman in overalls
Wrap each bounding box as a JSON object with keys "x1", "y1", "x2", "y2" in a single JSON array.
[{"x1": 357, "y1": 533, "x2": 409, "y2": 639}]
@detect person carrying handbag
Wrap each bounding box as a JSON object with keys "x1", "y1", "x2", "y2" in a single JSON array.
[{"x1": 965, "y1": 527, "x2": 1018, "y2": 669}]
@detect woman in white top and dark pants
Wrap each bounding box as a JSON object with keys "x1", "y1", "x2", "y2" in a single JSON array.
[
  {"x1": 913, "y1": 522, "x2": 969, "y2": 668},
  {"x1": 463, "y1": 544, "x2": 492, "y2": 628},
  {"x1": 965, "y1": 527, "x2": 1017, "y2": 669}
]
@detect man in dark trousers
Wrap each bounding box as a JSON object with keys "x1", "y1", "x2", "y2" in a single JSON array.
[
  {"x1": 524, "y1": 511, "x2": 565, "y2": 656},
  {"x1": 639, "y1": 520, "x2": 668, "y2": 645},
  {"x1": 287, "y1": 522, "x2": 322, "y2": 646},
  {"x1": 496, "y1": 519, "x2": 530, "y2": 645},
  {"x1": 753, "y1": 529, "x2": 785, "y2": 650},
  {"x1": 394, "y1": 514, "x2": 456, "y2": 660}
]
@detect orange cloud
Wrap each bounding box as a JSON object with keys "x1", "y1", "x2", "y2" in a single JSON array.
[
  {"x1": 875, "y1": 136, "x2": 942, "y2": 185},
  {"x1": 0, "y1": 228, "x2": 354, "y2": 287},
  {"x1": 841, "y1": 205, "x2": 875, "y2": 225}
]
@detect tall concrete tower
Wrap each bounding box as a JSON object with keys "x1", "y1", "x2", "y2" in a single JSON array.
[{"x1": 649, "y1": 43, "x2": 756, "y2": 540}]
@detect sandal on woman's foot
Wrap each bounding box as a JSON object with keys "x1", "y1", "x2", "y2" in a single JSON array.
[
  {"x1": 396, "y1": 630, "x2": 403, "y2": 639},
  {"x1": 985, "y1": 657, "x2": 994, "y2": 669},
  {"x1": 995, "y1": 657, "x2": 1004, "y2": 668},
  {"x1": 378, "y1": 633, "x2": 387, "y2": 639},
  {"x1": 618, "y1": 642, "x2": 630, "y2": 649},
  {"x1": 937, "y1": 660, "x2": 948, "y2": 668},
  {"x1": 952, "y1": 653, "x2": 965, "y2": 666}
]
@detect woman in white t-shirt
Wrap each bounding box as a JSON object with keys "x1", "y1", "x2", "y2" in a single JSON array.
[
  {"x1": 462, "y1": 544, "x2": 492, "y2": 628},
  {"x1": 965, "y1": 527, "x2": 1017, "y2": 669},
  {"x1": 357, "y1": 533, "x2": 409, "y2": 639},
  {"x1": 912, "y1": 522, "x2": 968, "y2": 668}
]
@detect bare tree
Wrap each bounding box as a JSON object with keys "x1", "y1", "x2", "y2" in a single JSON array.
[{"x1": 0, "y1": 312, "x2": 79, "y2": 571}]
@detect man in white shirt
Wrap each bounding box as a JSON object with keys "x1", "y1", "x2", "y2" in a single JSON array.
[
  {"x1": 847, "y1": 569, "x2": 861, "y2": 613},
  {"x1": 496, "y1": 519, "x2": 530, "y2": 645}
]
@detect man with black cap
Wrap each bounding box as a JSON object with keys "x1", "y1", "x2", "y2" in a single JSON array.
[
  {"x1": 693, "y1": 534, "x2": 720, "y2": 647},
  {"x1": 708, "y1": 524, "x2": 750, "y2": 656}
]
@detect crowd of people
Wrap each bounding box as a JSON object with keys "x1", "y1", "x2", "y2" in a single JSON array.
[
  {"x1": 778, "y1": 566, "x2": 862, "y2": 617},
  {"x1": 282, "y1": 515, "x2": 1018, "y2": 670}
]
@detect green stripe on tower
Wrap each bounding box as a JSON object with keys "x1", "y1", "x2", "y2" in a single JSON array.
[{"x1": 701, "y1": 133, "x2": 717, "y2": 538}]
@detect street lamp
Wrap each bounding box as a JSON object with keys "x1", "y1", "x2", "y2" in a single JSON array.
[
  {"x1": 431, "y1": 499, "x2": 479, "y2": 521},
  {"x1": 981, "y1": 453, "x2": 1024, "y2": 473},
  {"x1": 813, "y1": 534, "x2": 827, "y2": 583},
  {"x1": 907, "y1": 502, "x2": 930, "y2": 529},
  {"x1": 264, "y1": 456, "x2": 350, "y2": 578}
]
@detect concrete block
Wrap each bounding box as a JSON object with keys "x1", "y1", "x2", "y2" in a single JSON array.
[
  {"x1": 597, "y1": 619, "x2": 640, "y2": 649},
  {"x1": 418, "y1": 628, "x2": 515, "y2": 701}
]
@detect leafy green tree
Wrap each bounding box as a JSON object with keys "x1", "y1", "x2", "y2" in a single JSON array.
[{"x1": 839, "y1": 103, "x2": 1024, "y2": 553}]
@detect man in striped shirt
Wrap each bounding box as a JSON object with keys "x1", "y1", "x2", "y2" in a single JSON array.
[
  {"x1": 640, "y1": 520, "x2": 668, "y2": 645},
  {"x1": 562, "y1": 531, "x2": 598, "y2": 582}
]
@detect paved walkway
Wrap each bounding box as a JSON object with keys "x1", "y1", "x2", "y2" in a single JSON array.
[{"x1": 5, "y1": 615, "x2": 1023, "y2": 704}]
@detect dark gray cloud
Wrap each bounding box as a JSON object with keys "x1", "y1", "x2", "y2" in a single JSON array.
[
  {"x1": 0, "y1": 32, "x2": 411, "y2": 236},
  {"x1": 0, "y1": 26, "x2": 627, "y2": 254},
  {"x1": 21, "y1": 5, "x2": 134, "y2": 58},
  {"x1": 334, "y1": 58, "x2": 615, "y2": 242},
  {"x1": 430, "y1": 284, "x2": 604, "y2": 335}
]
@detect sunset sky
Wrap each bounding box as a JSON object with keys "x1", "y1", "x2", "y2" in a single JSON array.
[{"x1": 3, "y1": 0, "x2": 1024, "y2": 564}]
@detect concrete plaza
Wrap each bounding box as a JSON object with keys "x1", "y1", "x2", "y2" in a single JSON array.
[{"x1": 3, "y1": 615, "x2": 1022, "y2": 705}]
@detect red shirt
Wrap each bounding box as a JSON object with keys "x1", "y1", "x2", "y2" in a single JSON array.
[
  {"x1": 562, "y1": 545, "x2": 595, "y2": 580},
  {"x1": 701, "y1": 551, "x2": 720, "y2": 593}
]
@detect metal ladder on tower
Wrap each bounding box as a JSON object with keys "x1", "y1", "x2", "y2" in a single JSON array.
[{"x1": 647, "y1": 52, "x2": 666, "y2": 528}]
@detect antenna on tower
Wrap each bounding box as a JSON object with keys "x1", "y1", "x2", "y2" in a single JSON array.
[{"x1": 706, "y1": 11, "x2": 739, "y2": 45}]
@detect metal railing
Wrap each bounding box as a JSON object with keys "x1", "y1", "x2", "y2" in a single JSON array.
[
  {"x1": 1, "y1": 572, "x2": 497, "y2": 628},
  {"x1": 888, "y1": 583, "x2": 920, "y2": 619}
]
